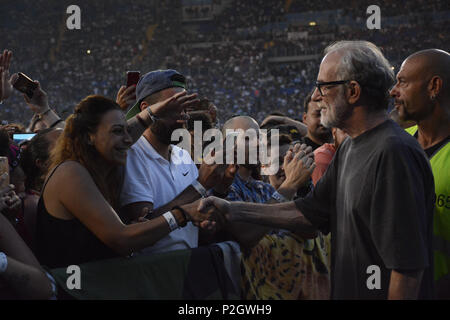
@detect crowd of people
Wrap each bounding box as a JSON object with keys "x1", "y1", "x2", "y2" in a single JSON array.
[
  {"x1": 1, "y1": 0, "x2": 448, "y2": 127},
  {"x1": 0, "y1": 0, "x2": 449, "y2": 300}
]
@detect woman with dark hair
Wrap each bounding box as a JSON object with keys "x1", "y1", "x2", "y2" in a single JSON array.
[
  {"x1": 16, "y1": 128, "x2": 62, "y2": 247},
  {"x1": 34, "y1": 93, "x2": 213, "y2": 269}
]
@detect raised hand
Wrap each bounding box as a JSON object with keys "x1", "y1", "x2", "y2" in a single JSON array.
[
  {"x1": 197, "y1": 146, "x2": 229, "y2": 190},
  {"x1": 279, "y1": 143, "x2": 315, "y2": 195},
  {"x1": 149, "y1": 91, "x2": 199, "y2": 122},
  {"x1": 0, "y1": 184, "x2": 21, "y2": 212},
  {"x1": 116, "y1": 85, "x2": 136, "y2": 111},
  {"x1": 0, "y1": 50, "x2": 14, "y2": 102},
  {"x1": 211, "y1": 164, "x2": 238, "y2": 196},
  {"x1": 23, "y1": 80, "x2": 49, "y2": 114}
]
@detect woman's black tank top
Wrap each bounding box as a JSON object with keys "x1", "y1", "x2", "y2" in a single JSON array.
[{"x1": 34, "y1": 163, "x2": 118, "y2": 269}]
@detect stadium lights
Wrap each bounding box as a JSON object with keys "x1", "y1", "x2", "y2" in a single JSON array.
[
  {"x1": 87, "y1": 49, "x2": 91, "y2": 55},
  {"x1": 309, "y1": 22, "x2": 317, "y2": 26}
]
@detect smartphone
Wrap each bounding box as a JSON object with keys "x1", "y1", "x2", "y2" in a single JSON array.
[
  {"x1": 126, "y1": 71, "x2": 140, "y2": 87},
  {"x1": 0, "y1": 157, "x2": 9, "y2": 189},
  {"x1": 13, "y1": 72, "x2": 38, "y2": 98},
  {"x1": 13, "y1": 133, "x2": 36, "y2": 145}
]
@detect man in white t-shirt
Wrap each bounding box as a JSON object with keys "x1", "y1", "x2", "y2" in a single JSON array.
[{"x1": 120, "y1": 69, "x2": 224, "y2": 254}]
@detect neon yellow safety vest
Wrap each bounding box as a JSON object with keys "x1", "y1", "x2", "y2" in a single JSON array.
[{"x1": 406, "y1": 125, "x2": 450, "y2": 282}]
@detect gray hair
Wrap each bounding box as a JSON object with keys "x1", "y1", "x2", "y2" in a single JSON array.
[{"x1": 324, "y1": 41, "x2": 395, "y2": 111}]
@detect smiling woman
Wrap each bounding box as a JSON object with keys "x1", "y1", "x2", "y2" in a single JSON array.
[
  {"x1": 33, "y1": 94, "x2": 211, "y2": 271},
  {"x1": 50, "y1": 96, "x2": 130, "y2": 208}
]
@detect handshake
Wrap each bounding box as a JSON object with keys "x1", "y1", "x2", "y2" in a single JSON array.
[
  {"x1": 174, "y1": 142, "x2": 315, "y2": 231},
  {"x1": 174, "y1": 196, "x2": 233, "y2": 231}
]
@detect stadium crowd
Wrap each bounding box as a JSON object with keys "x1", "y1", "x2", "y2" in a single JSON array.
[{"x1": 0, "y1": 0, "x2": 449, "y2": 300}]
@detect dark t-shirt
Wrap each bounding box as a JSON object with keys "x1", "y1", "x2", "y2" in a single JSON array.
[
  {"x1": 295, "y1": 120, "x2": 435, "y2": 299},
  {"x1": 413, "y1": 131, "x2": 450, "y2": 159}
]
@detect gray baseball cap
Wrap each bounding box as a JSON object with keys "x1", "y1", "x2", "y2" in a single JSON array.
[{"x1": 125, "y1": 69, "x2": 187, "y2": 120}]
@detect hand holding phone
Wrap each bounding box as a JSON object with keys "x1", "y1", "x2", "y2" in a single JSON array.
[
  {"x1": 15, "y1": 76, "x2": 49, "y2": 114},
  {"x1": 126, "y1": 71, "x2": 140, "y2": 88},
  {"x1": 116, "y1": 71, "x2": 140, "y2": 111},
  {"x1": 12, "y1": 72, "x2": 38, "y2": 99}
]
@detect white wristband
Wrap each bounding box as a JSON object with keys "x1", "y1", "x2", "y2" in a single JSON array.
[
  {"x1": 192, "y1": 180, "x2": 207, "y2": 198},
  {"x1": 0, "y1": 252, "x2": 7, "y2": 273},
  {"x1": 163, "y1": 211, "x2": 179, "y2": 231}
]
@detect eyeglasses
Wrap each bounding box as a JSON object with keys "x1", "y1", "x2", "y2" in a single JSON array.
[{"x1": 314, "y1": 80, "x2": 351, "y2": 96}]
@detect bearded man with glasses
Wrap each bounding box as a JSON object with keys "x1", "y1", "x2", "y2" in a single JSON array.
[{"x1": 196, "y1": 41, "x2": 436, "y2": 300}]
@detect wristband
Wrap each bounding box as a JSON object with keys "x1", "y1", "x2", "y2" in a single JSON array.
[
  {"x1": 192, "y1": 179, "x2": 207, "y2": 198},
  {"x1": 45, "y1": 272, "x2": 58, "y2": 300},
  {"x1": 172, "y1": 205, "x2": 189, "y2": 227},
  {"x1": 38, "y1": 108, "x2": 51, "y2": 119},
  {"x1": 272, "y1": 191, "x2": 288, "y2": 202},
  {"x1": 163, "y1": 211, "x2": 179, "y2": 231},
  {"x1": 0, "y1": 252, "x2": 7, "y2": 273}
]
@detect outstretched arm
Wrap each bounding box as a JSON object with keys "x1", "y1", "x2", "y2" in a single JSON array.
[
  {"x1": 0, "y1": 49, "x2": 13, "y2": 103},
  {"x1": 199, "y1": 197, "x2": 317, "y2": 235}
]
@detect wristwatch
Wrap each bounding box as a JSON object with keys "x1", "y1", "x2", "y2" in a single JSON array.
[
  {"x1": 147, "y1": 106, "x2": 159, "y2": 123},
  {"x1": 272, "y1": 191, "x2": 288, "y2": 202}
]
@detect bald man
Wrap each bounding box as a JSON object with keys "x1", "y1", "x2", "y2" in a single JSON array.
[
  {"x1": 219, "y1": 116, "x2": 330, "y2": 300},
  {"x1": 219, "y1": 116, "x2": 315, "y2": 248},
  {"x1": 390, "y1": 49, "x2": 450, "y2": 299}
]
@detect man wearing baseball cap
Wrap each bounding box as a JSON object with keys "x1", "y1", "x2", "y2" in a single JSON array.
[{"x1": 120, "y1": 69, "x2": 224, "y2": 255}]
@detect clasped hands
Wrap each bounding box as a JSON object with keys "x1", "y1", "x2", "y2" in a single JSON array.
[{"x1": 180, "y1": 143, "x2": 315, "y2": 230}]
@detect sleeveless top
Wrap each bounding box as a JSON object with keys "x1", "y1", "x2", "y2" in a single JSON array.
[{"x1": 34, "y1": 163, "x2": 118, "y2": 269}]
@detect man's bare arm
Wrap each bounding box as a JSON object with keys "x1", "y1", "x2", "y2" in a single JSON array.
[
  {"x1": 224, "y1": 194, "x2": 317, "y2": 250},
  {"x1": 230, "y1": 201, "x2": 316, "y2": 234},
  {"x1": 121, "y1": 185, "x2": 202, "y2": 222},
  {"x1": 388, "y1": 269, "x2": 424, "y2": 300},
  {"x1": 200, "y1": 197, "x2": 317, "y2": 235}
]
